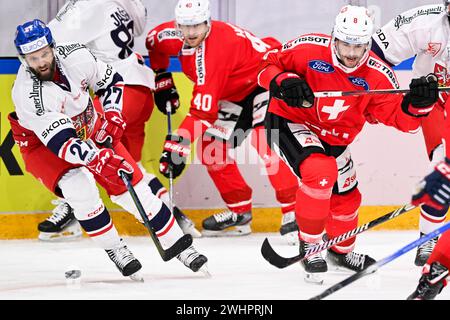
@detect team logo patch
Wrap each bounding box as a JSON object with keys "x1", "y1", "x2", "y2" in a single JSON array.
[
  {"x1": 348, "y1": 76, "x2": 369, "y2": 90},
  {"x1": 308, "y1": 60, "x2": 335, "y2": 73},
  {"x1": 434, "y1": 63, "x2": 450, "y2": 86},
  {"x1": 426, "y1": 42, "x2": 442, "y2": 57}
]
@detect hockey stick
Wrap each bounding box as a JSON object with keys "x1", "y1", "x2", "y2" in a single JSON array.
[
  {"x1": 314, "y1": 86, "x2": 450, "y2": 98},
  {"x1": 310, "y1": 220, "x2": 450, "y2": 300},
  {"x1": 261, "y1": 203, "x2": 416, "y2": 269},
  {"x1": 166, "y1": 101, "x2": 174, "y2": 213},
  {"x1": 104, "y1": 140, "x2": 192, "y2": 261}
]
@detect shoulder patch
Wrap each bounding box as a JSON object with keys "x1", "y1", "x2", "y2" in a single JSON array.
[
  {"x1": 367, "y1": 56, "x2": 400, "y2": 89},
  {"x1": 55, "y1": 43, "x2": 86, "y2": 59},
  {"x1": 282, "y1": 35, "x2": 330, "y2": 52}
]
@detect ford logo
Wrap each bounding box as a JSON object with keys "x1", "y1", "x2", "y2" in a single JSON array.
[
  {"x1": 308, "y1": 60, "x2": 335, "y2": 73},
  {"x1": 348, "y1": 76, "x2": 369, "y2": 90}
]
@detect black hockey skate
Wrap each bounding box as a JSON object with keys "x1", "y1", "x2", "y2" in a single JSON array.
[
  {"x1": 327, "y1": 249, "x2": 376, "y2": 272},
  {"x1": 407, "y1": 262, "x2": 449, "y2": 300},
  {"x1": 414, "y1": 232, "x2": 439, "y2": 266},
  {"x1": 176, "y1": 245, "x2": 209, "y2": 275},
  {"x1": 279, "y1": 211, "x2": 299, "y2": 245},
  {"x1": 105, "y1": 239, "x2": 143, "y2": 281},
  {"x1": 38, "y1": 200, "x2": 82, "y2": 241},
  {"x1": 202, "y1": 210, "x2": 252, "y2": 237},
  {"x1": 299, "y1": 240, "x2": 327, "y2": 284},
  {"x1": 173, "y1": 206, "x2": 202, "y2": 238}
]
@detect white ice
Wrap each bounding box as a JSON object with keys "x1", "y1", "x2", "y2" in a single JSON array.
[{"x1": 0, "y1": 231, "x2": 448, "y2": 300}]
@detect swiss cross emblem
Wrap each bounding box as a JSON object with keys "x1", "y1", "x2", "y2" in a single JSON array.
[{"x1": 319, "y1": 99, "x2": 350, "y2": 121}]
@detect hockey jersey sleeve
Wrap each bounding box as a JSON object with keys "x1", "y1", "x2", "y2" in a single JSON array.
[
  {"x1": 258, "y1": 37, "x2": 310, "y2": 89},
  {"x1": 371, "y1": 6, "x2": 435, "y2": 66},
  {"x1": 48, "y1": 1, "x2": 106, "y2": 45},
  {"x1": 145, "y1": 22, "x2": 183, "y2": 71},
  {"x1": 364, "y1": 79, "x2": 421, "y2": 133},
  {"x1": 67, "y1": 44, "x2": 125, "y2": 113}
]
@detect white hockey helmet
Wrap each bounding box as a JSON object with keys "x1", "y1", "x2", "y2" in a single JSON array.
[
  {"x1": 175, "y1": 0, "x2": 211, "y2": 26},
  {"x1": 444, "y1": 0, "x2": 450, "y2": 16},
  {"x1": 332, "y1": 5, "x2": 374, "y2": 45}
]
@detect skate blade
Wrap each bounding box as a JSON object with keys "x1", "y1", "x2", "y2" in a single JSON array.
[
  {"x1": 129, "y1": 272, "x2": 144, "y2": 282},
  {"x1": 183, "y1": 226, "x2": 203, "y2": 238},
  {"x1": 38, "y1": 229, "x2": 82, "y2": 242},
  {"x1": 304, "y1": 272, "x2": 324, "y2": 285},
  {"x1": 199, "y1": 264, "x2": 212, "y2": 278},
  {"x1": 282, "y1": 232, "x2": 299, "y2": 246},
  {"x1": 201, "y1": 225, "x2": 251, "y2": 237}
]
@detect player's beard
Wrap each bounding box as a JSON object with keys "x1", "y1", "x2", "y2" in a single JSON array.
[{"x1": 29, "y1": 58, "x2": 56, "y2": 81}]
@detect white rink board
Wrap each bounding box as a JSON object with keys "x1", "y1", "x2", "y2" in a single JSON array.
[{"x1": 0, "y1": 231, "x2": 448, "y2": 300}]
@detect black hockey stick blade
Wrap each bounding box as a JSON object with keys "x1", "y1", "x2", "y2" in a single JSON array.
[
  {"x1": 161, "y1": 233, "x2": 193, "y2": 261},
  {"x1": 261, "y1": 204, "x2": 416, "y2": 269},
  {"x1": 261, "y1": 238, "x2": 301, "y2": 268}
]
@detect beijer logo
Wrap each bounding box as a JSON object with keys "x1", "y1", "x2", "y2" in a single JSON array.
[
  {"x1": 348, "y1": 76, "x2": 369, "y2": 90},
  {"x1": 308, "y1": 60, "x2": 335, "y2": 73}
]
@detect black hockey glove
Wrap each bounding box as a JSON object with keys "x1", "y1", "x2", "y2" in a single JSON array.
[
  {"x1": 402, "y1": 73, "x2": 438, "y2": 117},
  {"x1": 269, "y1": 72, "x2": 315, "y2": 108},
  {"x1": 159, "y1": 134, "x2": 190, "y2": 179},
  {"x1": 154, "y1": 71, "x2": 180, "y2": 115}
]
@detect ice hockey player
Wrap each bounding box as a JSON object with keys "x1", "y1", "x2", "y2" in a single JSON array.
[
  {"x1": 9, "y1": 19, "x2": 208, "y2": 279},
  {"x1": 258, "y1": 5, "x2": 439, "y2": 283},
  {"x1": 36, "y1": 0, "x2": 201, "y2": 242},
  {"x1": 145, "y1": 0, "x2": 300, "y2": 241},
  {"x1": 408, "y1": 77, "x2": 450, "y2": 301},
  {"x1": 372, "y1": 1, "x2": 450, "y2": 266}
]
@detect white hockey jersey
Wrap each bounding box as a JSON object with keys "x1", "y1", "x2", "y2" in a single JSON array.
[
  {"x1": 48, "y1": 0, "x2": 154, "y2": 89},
  {"x1": 12, "y1": 43, "x2": 122, "y2": 157},
  {"x1": 372, "y1": 4, "x2": 450, "y2": 85}
]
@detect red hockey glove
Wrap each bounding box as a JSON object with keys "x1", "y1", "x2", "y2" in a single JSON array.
[
  {"x1": 154, "y1": 71, "x2": 180, "y2": 115},
  {"x1": 269, "y1": 72, "x2": 315, "y2": 108},
  {"x1": 412, "y1": 159, "x2": 450, "y2": 210},
  {"x1": 87, "y1": 148, "x2": 134, "y2": 186},
  {"x1": 94, "y1": 111, "x2": 126, "y2": 146},
  {"x1": 402, "y1": 74, "x2": 439, "y2": 117},
  {"x1": 159, "y1": 134, "x2": 190, "y2": 179}
]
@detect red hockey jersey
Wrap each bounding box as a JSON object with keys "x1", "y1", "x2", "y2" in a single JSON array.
[
  {"x1": 258, "y1": 33, "x2": 422, "y2": 146},
  {"x1": 146, "y1": 20, "x2": 279, "y2": 141}
]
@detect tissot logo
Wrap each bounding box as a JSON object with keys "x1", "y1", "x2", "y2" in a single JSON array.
[{"x1": 0, "y1": 115, "x2": 23, "y2": 175}]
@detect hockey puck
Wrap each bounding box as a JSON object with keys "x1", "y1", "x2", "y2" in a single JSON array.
[{"x1": 65, "y1": 268, "x2": 81, "y2": 279}]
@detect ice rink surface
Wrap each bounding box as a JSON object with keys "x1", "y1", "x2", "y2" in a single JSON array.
[{"x1": 0, "y1": 230, "x2": 449, "y2": 301}]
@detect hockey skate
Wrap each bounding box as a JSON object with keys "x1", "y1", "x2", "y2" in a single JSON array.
[
  {"x1": 279, "y1": 211, "x2": 299, "y2": 245},
  {"x1": 407, "y1": 262, "x2": 449, "y2": 300},
  {"x1": 414, "y1": 232, "x2": 439, "y2": 266},
  {"x1": 326, "y1": 249, "x2": 376, "y2": 272},
  {"x1": 173, "y1": 206, "x2": 202, "y2": 238},
  {"x1": 299, "y1": 240, "x2": 328, "y2": 285},
  {"x1": 201, "y1": 210, "x2": 252, "y2": 237},
  {"x1": 105, "y1": 239, "x2": 143, "y2": 282},
  {"x1": 176, "y1": 245, "x2": 210, "y2": 276},
  {"x1": 38, "y1": 199, "x2": 82, "y2": 241}
]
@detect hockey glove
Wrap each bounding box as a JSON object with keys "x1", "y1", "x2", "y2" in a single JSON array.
[
  {"x1": 159, "y1": 134, "x2": 190, "y2": 179},
  {"x1": 412, "y1": 158, "x2": 450, "y2": 210},
  {"x1": 87, "y1": 148, "x2": 134, "y2": 186},
  {"x1": 402, "y1": 74, "x2": 439, "y2": 117},
  {"x1": 154, "y1": 71, "x2": 180, "y2": 115},
  {"x1": 269, "y1": 72, "x2": 315, "y2": 108},
  {"x1": 94, "y1": 110, "x2": 126, "y2": 146}
]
